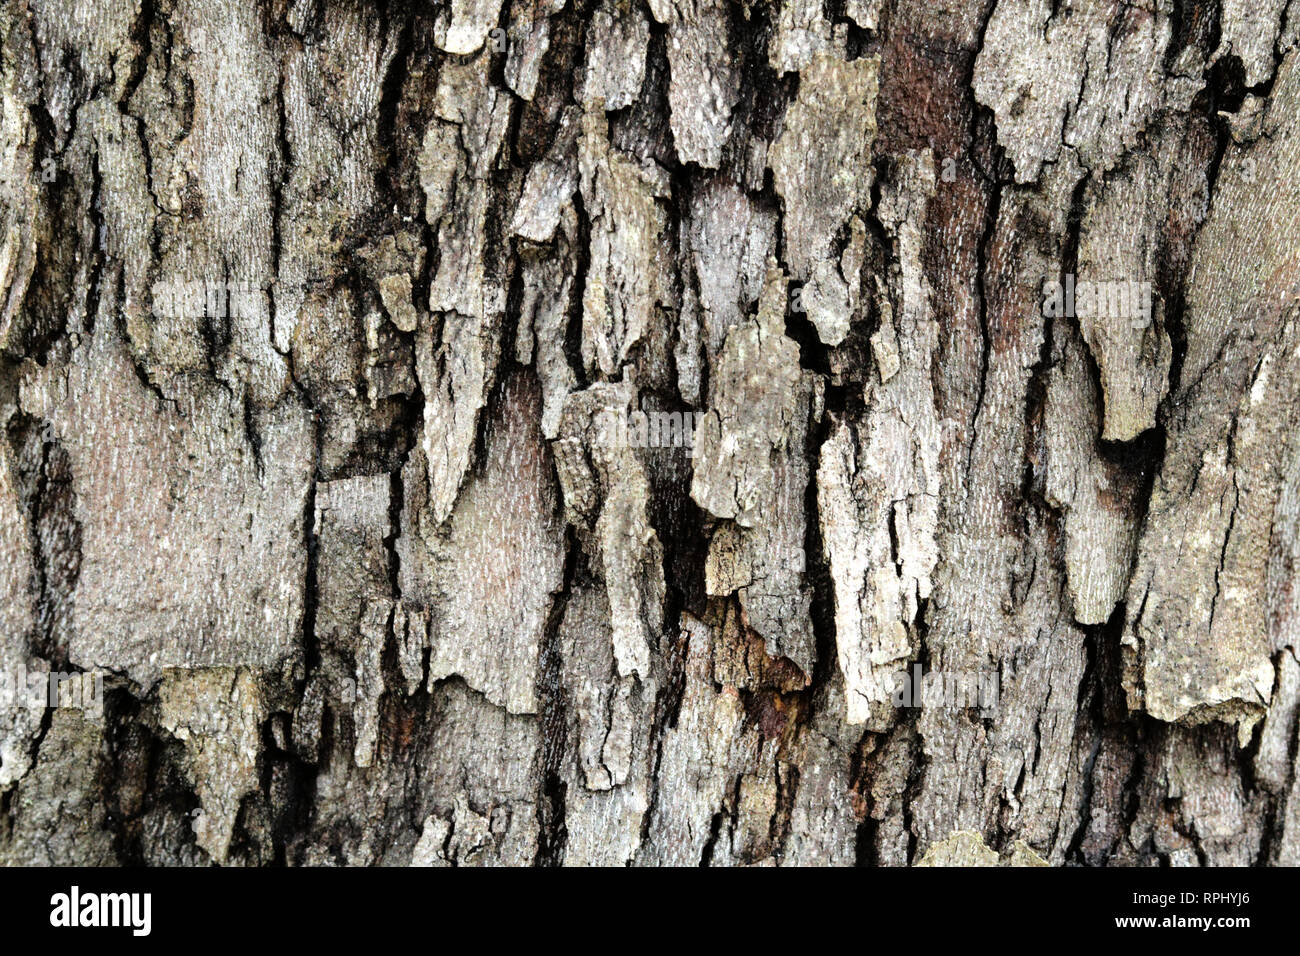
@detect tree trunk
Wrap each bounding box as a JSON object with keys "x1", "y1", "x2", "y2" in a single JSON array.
[{"x1": 1, "y1": 0, "x2": 1298, "y2": 867}]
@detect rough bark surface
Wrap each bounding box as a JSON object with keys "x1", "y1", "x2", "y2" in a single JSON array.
[{"x1": 1, "y1": 0, "x2": 1298, "y2": 866}]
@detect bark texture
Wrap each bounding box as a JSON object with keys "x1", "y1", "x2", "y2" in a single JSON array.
[{"x1": 1, "y1": 0, "x2": 1299, "y2": 866}]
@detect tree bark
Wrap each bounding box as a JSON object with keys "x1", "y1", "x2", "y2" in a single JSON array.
[{"x1": 1, "y1": 0, "x2": 1298, "y2": 866}]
